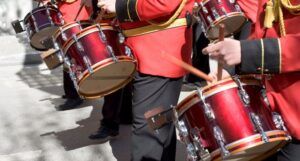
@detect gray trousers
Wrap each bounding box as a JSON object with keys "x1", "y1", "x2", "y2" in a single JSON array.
[{"x1": 131, "y1": 72, "x2": 183, "y2": 161}]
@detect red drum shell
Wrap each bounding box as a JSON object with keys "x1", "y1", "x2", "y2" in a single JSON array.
[
  {"x1": 53, "y1": 20, "x2": 92, "y2": 48},
  {"x1": 63, "y1": 24, "x2": 136, "y2": 99},
  {"x1": 177, "y1": 76, "x2": 289, "y2": 161},
  {"x1": 24, "y1": 5, "x2": 63, "y2": 50},
  {"x1": 198, "y1": 0, "x2": 246, "y2": 40}
]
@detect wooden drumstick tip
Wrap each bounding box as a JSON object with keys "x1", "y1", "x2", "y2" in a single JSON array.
[{"x1": 161, "y1": 51, "x2": 213, "y2": 82}]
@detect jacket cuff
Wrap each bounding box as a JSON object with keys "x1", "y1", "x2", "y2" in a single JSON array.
[
  {"x1": 116, "y1": 0, "x2": 139, "y2": 22},
  {"x1": 239, "y1": 38, "x2": 280, "y2": 74}
]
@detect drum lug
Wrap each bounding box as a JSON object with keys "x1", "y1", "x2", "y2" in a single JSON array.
[
  {"x1": 191, "y1": 128, "x2": 211, "y2": 161},
  {"x1": 207, "y1": 16, "x2": 214, "y2": 27},
  {"x1": 125, "y1": 46, "x2": 133, "y2": 58},
  {"x1": 200, "y1": 24, "x2": 207, "y2": 37},
  {"x1": 229, "y1": 0, "x2": 236, "y2": 3},
  {"x1": 60, "y1": 27, "x2": 68, "y2": 41},
  {"x1": 83, "y1": 56, "x2": 94, "y2": 74},
  {"x1": 197, "y1": 88, "x2": 215, "y2": 120},
  {"x1": 173, "y1": 107, "x2": 198, "y2": 161},
  {"x1": 221, "y1": 7, "x2": 228, "y2": 17},
  {"x1": 118, "y1": 32, "x2": 125, "y2": 44},
  {"x1": 213, "y1": 126, "x2": 230, "y2": 158},
  {"x1": 211, "y1": 8, "x2": 220, "y2": 20},
  {"x1": 106, "y1": 45, "x2": 118, "y2": 62},
  {"x1": 73, "y1": 35, "x2": 84, "y2": 51},
  {"x1": 45, "y1": 6, "x2": 54, "y2": 25},
  {"x1": 77, "y1": 21, "x2": 83, "y2": 30},
  {"x1": 95, "y1": 24, "x2": 118, "y2": 62},
  {"x1": 96, "y1": 24, "x2": 108, "y2": 42},
  {"x1": 174, "y1": 116, "x2": 198, "y2": 161},
  {"x1": 58, "y1": 12, "x2": 65, "y2": 25},
  {"x1": 260, "y1": 88, "x2": 270, "y2": 107},
  {"x1": 53, "y1": 37, "x2": 60, "y2": 49},
  {"x1": 31, "y1": 13, "x2": 39, "y2": 32},
  {"x1": 234, "y1": 4, "x2": 241, "y2": 12},
  {"x1": 186, "y1": 143, "x2": 199, "y2": 161},
  {"x1": 202, "y1": 6, "x2": 208, "y2": 14},
  {"x1": 57, "y1": 49, "x2": 64, "y2": 63},
  {"x1": 174, "y1": 115, "x2": 189, "y2": 138},
  {"x1": 272, "y1": 112, "x2": 292, "y2": 140},
  {"x1": 250, "y1": 113, "x2": 269, "y2": 143},
  {"x1": 73, "y1": 35, "x2": 94, "y2": 74},
  {"x1": 233, "y1": 76, "x2": 250, "y2": 106},
  {"x1": 64, "y1": 57, "x2": 80, "y2": 91}
]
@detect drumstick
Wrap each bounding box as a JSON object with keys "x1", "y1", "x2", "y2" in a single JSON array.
[
  {"x1": 161, "y1": 52, "x2": 213, "y2": 82},
  {"x1": 74, "y1": 2, "x2": 85, "y2": 21},
  {"x1": 217, "y1": 24, "x2": 225, "y2": 81}
]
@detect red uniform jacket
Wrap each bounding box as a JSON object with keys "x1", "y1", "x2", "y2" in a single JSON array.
[
  {"x1": 115, "y1": 0, "x2": 194, "y2": 78},
  {"x1": 57, "y1": 0, "x2": 89, "y2": 23},
  {"x1": 238, "y1": 0, "x2": 300, "y2": 139}
]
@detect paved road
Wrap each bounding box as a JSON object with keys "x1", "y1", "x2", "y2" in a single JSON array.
[{"x1": 0, "y1": 34, "x2": 189, "y2": 161}]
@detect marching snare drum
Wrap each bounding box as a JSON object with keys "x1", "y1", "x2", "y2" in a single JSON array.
[
  {"x1": 175, "y1": 75, "x2": 289, "y2": 161},
  {"x1": 41, "y1": 20, "x2": 93, "y2": 70},
  {"x1": 53, "y1": 20, "x2": 92, "y2": 48},
  {"x1": 62, "y1": 24, "x2": 136, "y2": 99},
  {"x1": 24, "y1": 5, "x2": 64, "y2": 50},
  {"x1": 197, "y1": 0, "x2": 246, "y2": 40}
]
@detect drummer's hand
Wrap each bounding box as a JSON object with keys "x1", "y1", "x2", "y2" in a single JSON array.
[
  {"x1": 207, "y1": 69, "x2": 231, "y2": 84},
  {"x1": 97, "y1": 0, "x2": 116, "y2": 13},
  {"x1": 202, "y1": 38, "x2": 241, "y2": 66}
]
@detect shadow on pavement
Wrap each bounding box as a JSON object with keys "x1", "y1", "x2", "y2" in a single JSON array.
[{"x1": 42, "y1": 100, "x2": 104, "y2": 150}]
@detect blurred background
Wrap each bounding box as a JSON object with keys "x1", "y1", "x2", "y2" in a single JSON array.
[{"x1": 0, "y1": 0, "x2": 35, "y2": 35}]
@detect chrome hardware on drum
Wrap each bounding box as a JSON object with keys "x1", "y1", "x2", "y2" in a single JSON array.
[
  {"x1": 40, "y1": 20, "x2": 93, "y2": 70},
  {"x1": 62, "y1": 24, "x2": 136, "y2": 99},
  {"x1": 175, "y1": 75, "x2": 290, "y2": 161},
  {"x1": 23, "y1": 5, "x2": 64, "y2": 50},
  {"x1": 53, "y1": 20, "x2": 92, "y2": 49},
  {"x1": 197, "y1": 0, "x2": 246, "y2": 40}
]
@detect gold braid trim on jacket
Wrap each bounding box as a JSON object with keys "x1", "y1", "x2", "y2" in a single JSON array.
[
  {"x1": 146, "y1": 0, "x2": 188, "y2": 26},
  {"x1": 264, "y1": 0, "x2": 300, "y2": 36}
]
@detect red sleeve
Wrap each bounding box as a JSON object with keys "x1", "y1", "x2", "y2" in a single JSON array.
[
  {"x1": 115, "y1": 0, "x2": 183, "y2": 22},
  {"x1": 238, "y1": 34, "x2": 300, "y2": 75},
  {"x1": 280, "y1": 34, "x2": 300, "y2": 73},
  {"x1": 236, "y1": 0, "x2": 259, "y2": 23}
]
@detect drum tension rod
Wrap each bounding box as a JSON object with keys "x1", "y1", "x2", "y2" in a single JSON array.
[
  {"x1": 190, "y1": 128, "x2": 211, "y2": 161},
  {"x1": 250, "y1": 113, "x2": 269, "y2": 143},
  {"x1": 173, "y1": 108, "x2": 198, "y2": 161},
  {"x1": 96, "y1": 24, "x2": 119, "y2": 62},
  {"x1": 45, "y1": 6, "x2": 54, "y2": 25},
  {"x1": 31, "y1": 12, "x2": 39, "y2": 32},
  {"x1": 64, "y1": 57, "x2": 80, "y2": 91},
  {"x1": 72, "y1": 35, "x2": 94, "y2": 74},
  {"x1": 196, "y1": 87, "x2": 215, "y2": 120}
]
